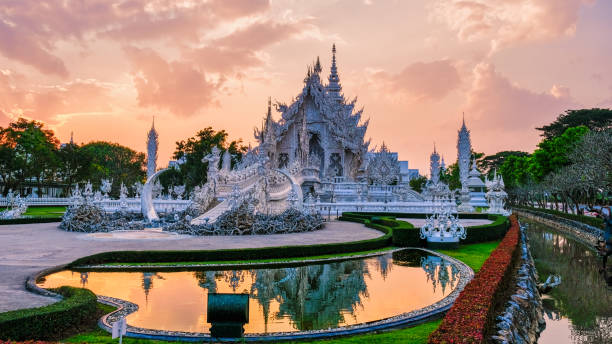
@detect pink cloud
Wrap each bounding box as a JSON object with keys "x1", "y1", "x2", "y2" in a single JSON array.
[
  {"x1": 464, "y1": 62, "x2": 577, "y2": 151},
  {"x1": 0, "y1": 70, "x2": 112, "y2": 123},
  {"x1": 215, "y1": 19, "x2": 315, "y2": 51},
  {"x1": 430, "y1": 0, "x2": 595, "y2": 53},
  {"x1": 124, "y1": 46, "x2": 221, "y2": 117},
  {"x1": 0, "y1": 0, "x2": 270, "y2": 76},
  {"x1": 372, "y1": 60, "x2": 461, "y2": 100},
  {"x1": 186, "y1": 19, "x2": 317, "y2": 77},
  {"x1": 0, "y1": 22, "x2": 69, "y2": 78}
]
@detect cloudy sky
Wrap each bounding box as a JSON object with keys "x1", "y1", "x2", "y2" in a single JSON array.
[{"x1": 1, "y1": 0, "x2": 611, "y2": 173}]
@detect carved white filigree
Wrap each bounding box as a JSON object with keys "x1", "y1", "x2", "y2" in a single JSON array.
[{"x1": 486, "y1": 171, "x2": 510, "y2": 215}]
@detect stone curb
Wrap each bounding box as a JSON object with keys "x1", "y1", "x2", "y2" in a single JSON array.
[
  {"x1": 513, "y1": 209, "x2": 602, "y2": 247},
  {"x1": 94, "y1": 248, "x2": 473, "y2": 342}
]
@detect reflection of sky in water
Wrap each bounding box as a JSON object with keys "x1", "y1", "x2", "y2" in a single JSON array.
[
  {"x1": 38, "y1": 250, "x2": 459, "y2": 334},
  {"x1": 524, "y1": 219, "x2": 612, "y2": 344}
]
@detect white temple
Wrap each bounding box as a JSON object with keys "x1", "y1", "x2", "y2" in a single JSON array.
[{"x1": 146, "y1": 117, "x2": 159, "y2": 179}]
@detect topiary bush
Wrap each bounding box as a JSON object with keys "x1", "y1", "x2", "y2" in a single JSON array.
[
  {"x1": 0, "y1": 286, "x2": 98, "y2": 341},
  {"x1": 428, "y1": 215, "x2": 521, "y2": 344}
]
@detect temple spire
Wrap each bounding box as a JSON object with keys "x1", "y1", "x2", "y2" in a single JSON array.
[
  {"x1": 69, "y1": 131, "x2": 74, "y2": 145},
  {"x1": 147, "y1": 116, "x2": 159, "y2": 179},
  {"x1": 327, "y1": 43, "x2": 342, "y2": 101}
]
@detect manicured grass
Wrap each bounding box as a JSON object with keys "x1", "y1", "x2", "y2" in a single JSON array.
[
  {"x1": 64, "y1": 317, "x2": 441, "y2": 344},
  {"x1": 437, "y1": 240, "x2": 500, "y2": 273},
  {"x1": 65, "y1": 328, "x2": 175, "y2": 343},
  {"x1": 24, "y1": 206, "x2": 66, "y2": 216},
  {"x1": 288, "y1": 319, "x2": 442, "y2": 344},
  {"x1": 0, "y1": 206, "x2": 66, "y2": 218},
  {"x1": 100, "y1": 247, "x2": 397, "y2": 267}
]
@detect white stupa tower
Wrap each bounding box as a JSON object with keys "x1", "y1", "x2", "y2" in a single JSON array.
[
  {"x1": 457, "y1": 113, "x2": 474, "y2": 212},
  {"x1": 430, "y1": 144, "x2": 441, "y2": 184},
  {"x1": 147, "y1": 117, "x2": 159, "y2": 179},
  {"x1": 457, "y1": 114, "x2": 472, "y2": 189}
]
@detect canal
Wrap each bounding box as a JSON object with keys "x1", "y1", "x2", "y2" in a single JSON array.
[{"x1": 521, "y1": 218, "x2": 611, "y2": 344}]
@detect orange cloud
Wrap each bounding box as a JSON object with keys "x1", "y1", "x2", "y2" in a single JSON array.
[
  {"x1": 0, "y1": 0, "x2": 270, "y2": 76},
  {"x1": 464, "y1": 62, "x2": 577, "y2": 150},
  {"x1": 124, "y1": 46, "x2": 221, "y2": 117},
  {"x1": 430, "y1": 0, "x2": 595, "y2": 54},
  {"x1": 0, "y1": 70, "x2": 112, "y2": 123},
  {"x1": 371, "y1": 60, "x2": 461, "y2": 100}
]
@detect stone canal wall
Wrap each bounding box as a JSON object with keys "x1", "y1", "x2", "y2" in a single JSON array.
[
  {"x1": 513, "y1": 208, "x2": 602, "y2": 247},
  {"x1": 491, "y1": 222, "x2": 545, "y2": 343}
]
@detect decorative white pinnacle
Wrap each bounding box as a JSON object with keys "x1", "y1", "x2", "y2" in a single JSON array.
[
  {"x1": 147, "y1": 116, "x2": 159, "y2": 179},
  {"x1": 327, "y1": 44, "x2": 342, "y2": 101}
]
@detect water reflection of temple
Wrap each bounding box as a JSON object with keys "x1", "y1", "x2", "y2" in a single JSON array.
[
  {"x1": 141, "y1": 272, "x2": 164, "y2": 304},
  {"x1": 420, "y1": 256, "x2": 459, "y2": 295},
  {"x1": 194, "y1": 260, "x2": 369, "y2": 333}
]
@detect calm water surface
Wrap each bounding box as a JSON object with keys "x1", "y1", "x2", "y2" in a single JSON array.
[
  {"x1": 38, "y1": 249, "x2": 460, "y2": 334},
  {"x1": 522, "y1": 219, "x2": 612, "y2": 344}
]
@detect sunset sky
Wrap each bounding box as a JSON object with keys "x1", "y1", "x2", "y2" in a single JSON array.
[{"x1": 1, "y1": 0, "x2": 611, "y2": 173}]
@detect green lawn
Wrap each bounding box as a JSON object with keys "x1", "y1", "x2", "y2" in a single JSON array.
[
  {"x1": 62, "y1": 241, "x2": 499, "y2": 344},
  {"x1": 0, "y1": 206, "x2": 66, "y2": 218},
  {"x1": 437, "y1": 240, "x2": 500, "y2": 273}
]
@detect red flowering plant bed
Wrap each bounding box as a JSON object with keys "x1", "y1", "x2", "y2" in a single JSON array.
[{"x1": 428, "y1": 215, "x2": 521, "y2": 344}]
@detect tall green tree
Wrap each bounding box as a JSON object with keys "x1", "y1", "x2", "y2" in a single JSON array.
[
  {"x1": 479, "y1": 151, "x2": 529, "y2": 179},
  {"x1": 536, "y1": 108, "x2": 611, "y2": 140},
  {"x1": 409, "y1": 175, "x2": 427, "y2": 193},
  {"x1": 56, "y1": 141, "x2": 89, "y2": 196},
  {"x1": 0, "y1": 118, "x2": 60, "y2": 196},
  {"x1": 168, "y1": 127, "x2": 247, "y2": 193},
  {"x1": 79, "y1": 141, "x2": 146, "y2": 197},
  {"x1": 529, "y1": 126, "x2": 589, "y2": 181}
]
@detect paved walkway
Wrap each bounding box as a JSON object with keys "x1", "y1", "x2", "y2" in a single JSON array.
[{"x1": 0, "y1": 221, "x2": 380, "y2": 312}]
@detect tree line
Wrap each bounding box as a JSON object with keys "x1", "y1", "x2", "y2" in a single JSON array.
[
  {"x1": 0, "y1": 118, "x2": 146, "y2": 198},
  {"x1": 0, "y1": 118, "x2": 246, "y2": 199},
  {"x1": 496, "y1": 108, "x2": 611, "y2": 213}
]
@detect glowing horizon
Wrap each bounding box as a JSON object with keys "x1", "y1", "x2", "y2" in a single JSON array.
[{"x1": 1, "y1": 0, "x2": 610, "y2": 173}]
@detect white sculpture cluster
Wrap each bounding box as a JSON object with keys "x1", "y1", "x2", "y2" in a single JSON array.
[
  {"x1": 486, "y1": 171, "x2": 510, "y2": 215},
  {"x1": 420, "y1": 197, "x2": 466, "y2": 244},
  {"x1": 0, "y1": 190, "x2": 28, "y2": 219},
  {"x1": 422, "y1": 145, "x2": 451, "y2": 201},
  {"x1": 366, "y1": 143, "x2": 401, "y2": 185}
]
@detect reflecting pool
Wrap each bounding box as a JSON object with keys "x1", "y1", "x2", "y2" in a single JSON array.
[
  {"x1": 522, "y1": 219, "x2": 612, "y2": 344},
  {"x1": 37, "y1": 249, "x2": 460, "y2": 334}
]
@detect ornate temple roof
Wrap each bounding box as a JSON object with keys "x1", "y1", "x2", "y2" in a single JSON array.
[{"x1": 254, "y1": 45, "x2": 369, "y2": 155}]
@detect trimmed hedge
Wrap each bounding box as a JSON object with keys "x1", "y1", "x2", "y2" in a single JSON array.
[
  {"x1": 69, "y1": 223, "x2": 392, "y2": 266},
  {"x1": 340, "y1": 213, "x2": 509, "y2": 248},
  {"x1": 428, "y1": 215, "x2": 521, "y2": 344},
  {"x1": 513, "y1": 205, "x2": 603, "y2": 229},
  {"x1": 463, "y1": 215, "x2": 510, "y2": 244},
  {"x1": 0, "y1": 217, "x2": 62, "y2": 225},
  {"x1": 0, "y1": 286, "x2": 97, "y2": 341},
  {"x1": 342, "y1": 212, "x2": 493, "y2": 220}
]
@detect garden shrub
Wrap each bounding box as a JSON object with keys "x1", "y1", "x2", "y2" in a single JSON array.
[
  {"x1": 428, "y1": 215, "x2": 521, "y2": 344},
  {"x1": 0, "y1": 217, "x2": 62, "y2": 225},
  {"x1": 463, "y1": 215, "x2": 510, "y2": 244},
  {"x1": 0, "y1": 286, "x2": 97, "y2": 341}
]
